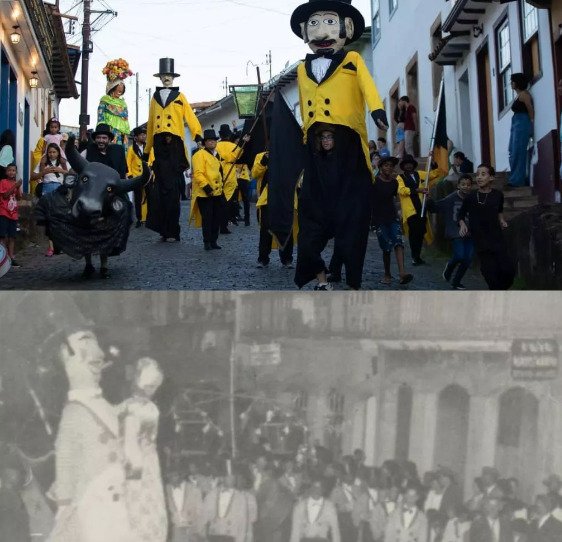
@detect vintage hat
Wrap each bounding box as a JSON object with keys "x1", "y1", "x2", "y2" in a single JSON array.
[
  {"x1": 106, "y1": 79, "x2": 125, "y2": 96},
  {"x1": 400, "y1": 154, "x2": 419, "y2": 169},
  {"x1": 218, "y1": 124, "x2": 233, "y2": 139},
  {"x1": 92, "y1": 123, "x2": 114, "y2": 140},
  {"x1": 132, "y1": 125, "x2": 147, "y2": 137},
  {"x1": 154, "y1": 57, "x2": 180, "y2": 78},
  {"x1": 202, "y1": 129, "x2": 219, "y2": 141},
  {"x1": 290, "y1": 0, "x2": 366, "y2": 43}
]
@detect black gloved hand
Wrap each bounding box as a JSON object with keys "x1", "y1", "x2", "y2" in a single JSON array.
[
  {"x1": 142, "y1": 153, "x2": 149, "y2": 162},
  {"x1": 203, "y1": 184, "x2": 214, "y2": 196},
  {"x1": 372, "y1": 109, "x2": 389, "y2": 131},
  {"x1": 260, "y1": 154, "x2": 269, "y2": 166},
  {"x1": 195, "y1": 134, "x2": 203, "y2": 144}
]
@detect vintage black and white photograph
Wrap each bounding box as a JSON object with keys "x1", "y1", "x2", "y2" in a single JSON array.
[{"x1": 1, "y1": 291, "x2": 562, "y2": 541}]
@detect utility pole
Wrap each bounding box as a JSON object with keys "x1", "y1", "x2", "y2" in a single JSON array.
[
  {"x1": 268, "y1": 50, "x2": 272, "y2": 81},
  {"x1": 147, "y1": 88, "x2": 152, "y2": 116},
  {"x1": 135, "y1": 72, "x2": 139, "y2": 127},
  {"x1": 79, "y1": 0, "x2": 92, "y2": 141},
  {"x1": 222, "y1": 77, "x2": 229, "y2": 97}
]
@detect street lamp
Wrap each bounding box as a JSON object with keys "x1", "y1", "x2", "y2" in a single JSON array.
[
  {"x1": 229, "y1": 84, "x2": 262, "y2": 119},
  {"x1": 10, "y1": 26, "x2": 21, "y2": 45},
  {"x1": 29, "y1": 71, "x2": 39, "y2": 88}
]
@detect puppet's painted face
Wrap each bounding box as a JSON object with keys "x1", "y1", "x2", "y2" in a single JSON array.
[
  {"x1": 160, "y1": 74, "x2": 174, "y2": 87},
  {"x1": 302, "y1": 11, "x2": 354, "y2": 55}
]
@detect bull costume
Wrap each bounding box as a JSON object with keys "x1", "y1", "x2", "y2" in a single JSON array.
[
  {"x1": 145, "y1": 58, "x2": 203, "y2": 241},
  {"x1": 291, "y1": 0, "x2": 388, "y2": 290},
  {"x1": 35, "y1": 134, "x2": 148, "y2": 279}
]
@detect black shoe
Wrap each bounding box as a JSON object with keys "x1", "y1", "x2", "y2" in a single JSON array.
[
  {"x1": 412, "y1": 258, "x2": 426, "y2": 266},
  {"x1": 220, "y1": 229, "x2": 232, "y2": 234},
  {"x1": 282, "y1": 262, "x2": 294, "y2": 269},
  {"x1": 10, "y1": 259, "x2": 21, "y2": 268},
  {"x1": 245, "y1": 222, "x2": 250, "y2": 227},
  {"x1": 100, "y1": 267, "x2": 110, "y2": 279},
  {"x1": 256, "y1": 261, "x2": 269, "y2": 269},
  {"x1": 204, "y1": 242, "x2": 212, "y2": 251},
  {"x1": 211, "y1": 243, "x2": 222, "y2": 250},
  {"x1": 314, "y1": 283, "x2": 333, "y2": 291},
  {"x1": 453, "y1": 283, "x2": 467, "y2": 290},
  {"x1": 231, "y1": 220, "x2": 239, "y2": 226},
  {"x1": 174, "y1": 236, "x2": 180, "y2": 242},
  {"x1": 82, "y1": 264, "x2": 95, "y2": 279},
  {"x1": 135, "y1": 221, "x2": 142, "y2": 228},
  {"x1": 160, "y1": 236, "x2": 168, "y2": 242},
  {"x1": 442, "y1": 262, "x2": 454, "y2": 282}
]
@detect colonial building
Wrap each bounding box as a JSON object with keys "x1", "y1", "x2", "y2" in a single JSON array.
[
  {"x1": 0, "y1": 0, "x2": 78, "y2": 191},
  {"x1": 371, "y1": 0, "x2": 559, "y2": 200},
  {"x1": 196, "y1": 29, "x2": 381, "y2": 146},
  {"x1": 235, "y1": 292, "x2": 562, "y2": 503}
]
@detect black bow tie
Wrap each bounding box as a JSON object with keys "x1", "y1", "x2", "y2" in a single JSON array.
[{"x1": 156, "y1": 87, "x2": 179, "y2": 92}]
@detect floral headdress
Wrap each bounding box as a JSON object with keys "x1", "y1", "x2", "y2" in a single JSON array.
[{"x1": 103, "y1": 58, "x2": 133, "y2": 95}]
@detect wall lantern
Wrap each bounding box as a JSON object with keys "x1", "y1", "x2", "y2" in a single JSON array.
[
  {"x1": 29, "y1": 71, "x2": 39, "y2": 89},
  {"x1": 10, "y1": 26, "x2": 21, "y2": 45}
]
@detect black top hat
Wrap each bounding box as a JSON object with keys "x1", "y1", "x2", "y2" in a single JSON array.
[
  {"x1": 132, "y1": 126, "x2": 147, "y2": 137},
  {"x1": 290, "y1": 0, "x2": 365, "y2": 43},
  {"x1": 202, "y1": 129, "x2": 219, "y2": 141},
  {"x1": 154, "y1": 58, "x2": 180, "y2": 78},
  {"x1": 92, "y1": 123, "x2": 114, "y2": 140},
  {"x1": 218, "y1": 124, "x2": 233, "y2": 139},
  {"x1": 400, "y1": 154, "x2": 419, "y2": 170}
]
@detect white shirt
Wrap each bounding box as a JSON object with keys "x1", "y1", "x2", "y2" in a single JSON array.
[
  {"x1": 172, "y1": 482, "x2": 185, "y2": 512},
  {"x1": 424, "y1": 489, "x2": 444, "y2": 512},
  {"x1": 35, "y1": 160, "x2": 67, "y2": 184},
  {"x1": 402, "y1": 506, "x2": 416, "y2": 529},
  {"x1": 218, "y1": 488, "x2": 234, "y2": 518},
  {"x1": 253, "y1": 470, "x2": 262, "y2": 492},
  {"x1": 68, "y1": 387, "x2": 103, "y2": 402},
  {"x1": 487, "y1": 517, "x2": 500, "y2": 542},
  {"x1": 311, "y1": 57, "x2": 332, "y2": 83},
  {"x1": 538, "y1": 513, "x2": 551, "y2": 530},
  {"x1": 307, "y1": 497, "x2": 323, "y2": 523},
  {"x1": 159, "y1": 88, "x2": 172, "y2": 105}
]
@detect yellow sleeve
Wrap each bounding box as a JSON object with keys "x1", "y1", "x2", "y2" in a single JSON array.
[
  {"x1": 192, "y1": 151, "x2": 209, "y2": 189},
  {"x1": 217, "y1": 141, "x2": 240, "y2": 164},
  {"x1": 251, "y1": 154, "x2": 267, "y2": 181},
  {"x1": 126, "y1": 146, "x2": 134, "y2": 178},
  {"x1": 419, "y1": 168, "x2": 446, "y2": 187},
  {"x1": 145, "y1": 98, "x2": 156, "y2": 155},
  {"x1": 182, "y1": 95, "x2": 203, "y2": 141},
  {"x1": 148, "y1": 148, "x2": 155, "y2": 167},
  {"x1": 31, "y1": 137, "x2": 45, "y2": 171},
  {"x1": 397, "y1": 175, "x2": 411, "y2": 196},
  {"x1": 355, "y1": 53, "x2": 384, "y2": 113}
]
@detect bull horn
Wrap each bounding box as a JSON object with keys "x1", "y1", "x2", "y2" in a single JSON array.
[
  {"x1": 66, "y1": 134, "x2": 88, "y2": 174},
  {"x1": 117, "y1": 162, "x2": 151, "y2": 194}
]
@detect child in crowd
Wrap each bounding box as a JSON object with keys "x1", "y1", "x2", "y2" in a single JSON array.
[
  {"x1": 372, "y1": 155, "x2": 413, "y2": 286},
  {"x1": 0, "y1": 163, "x2": 22, "y2": 267},
  {"x1": 458, "y1": 164, "x2": 516, "y2": 290},
  {"x1": 426, "y1": 174, "x2": 474, "y2": 290},
  {"x1": 43, "y1": 118, "x2": 65, "y2": 159}
]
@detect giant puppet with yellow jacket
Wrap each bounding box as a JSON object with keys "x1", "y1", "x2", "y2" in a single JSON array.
[{"x1": 290, "y1": 0, "x2": 389, "y2": 291}]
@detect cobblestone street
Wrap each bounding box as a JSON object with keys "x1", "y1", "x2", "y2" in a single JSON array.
[{"x1": 0, "y1": 202, "x2": 486, "y2": 290}]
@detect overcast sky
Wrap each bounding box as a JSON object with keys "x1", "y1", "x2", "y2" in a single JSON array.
[{"x1": 58, "y1": 0, "x2": 372, "y2": 129}]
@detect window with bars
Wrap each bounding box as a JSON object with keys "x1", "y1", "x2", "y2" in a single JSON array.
[
  {"x1": 520, "y1": 2, "x2": 541, "y2": 82},
  {"x1": 373, "y1": 0, "x2": 381, "y2": 45},
  {"x1": 496, "y1": 18, "x2": 515, "y2": 112}
]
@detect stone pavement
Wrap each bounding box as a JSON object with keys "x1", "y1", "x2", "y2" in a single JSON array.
[{"x1": 0, "y1": 202, "x2": 486, "y2": 290}]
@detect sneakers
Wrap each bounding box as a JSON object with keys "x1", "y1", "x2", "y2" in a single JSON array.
[
  {"x1": 452, "y1": 283, "x2": 467, "y2": 290},
  {"x1": 314, "y1": 283, "x2": 333, "y2": 291},
  {"x1": 10, "y1": 259, "x2": 21, "y2": 268},
  {"x1": 45, "y1": 247, "x2": 54, "y2": 257},
  {"x1": 442, "y1": 262, "x2": 454, "y2": 282}
]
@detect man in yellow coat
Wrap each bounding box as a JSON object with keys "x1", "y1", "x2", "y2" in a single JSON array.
[
  {"x1": 290, "y1": 0, "x2": 389, "y2": 291},
  {"x1": 126, "y1": 126, "x2": 153, "y2": 227},
  {"x1": 145, "y1": 58, "x2": 202, "y2": 241},
  {"x1": 190, "y1": 129, "x2": 224, "y2": 251}
]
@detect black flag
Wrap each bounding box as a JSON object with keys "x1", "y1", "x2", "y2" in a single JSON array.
[{"x1": 268, "y1": 89, "x2": 305, "y2": 248}]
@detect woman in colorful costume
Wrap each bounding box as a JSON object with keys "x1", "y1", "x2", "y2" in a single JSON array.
[{"x1": 98, "y1": 59, "x2": 133, "y2": 146}]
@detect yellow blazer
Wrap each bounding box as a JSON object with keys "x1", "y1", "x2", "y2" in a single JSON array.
[
  {"x1": 216, "y1": 140, "x2": 242, "y2": 201},
  {"x1": 145, "y1": 90, "x2": 203, "y2": 156},
  {"x1": 189, "y1": 148, "x2": 223, "y2": 228},
  {"x1": 397, "y1": 169, "x2": 445, "y2": 244},
  {"x1": 252, "y1": 152, "x2": 299, "y2": 248},
  {"x1": 126, "y1": 145, "x2": 153, "y2": 221},
  {"x1": 236, "y1": 163, "x2": 251, "y2": 181},
  {"x1": 298, "y1": 50, "x2": 384, "y2": 174}
]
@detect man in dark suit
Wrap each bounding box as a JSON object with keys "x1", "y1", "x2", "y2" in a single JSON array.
[
  {"x1": 529, "y1": 494, "x2": 562, "y2": 542},
  {"x1": 437, "y1": 467, "x2": 462, "y2": 516},
  {"x1": 469, "y1": 495, "x2": 514, "y2": 542}
]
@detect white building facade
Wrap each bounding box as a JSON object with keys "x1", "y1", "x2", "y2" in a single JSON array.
[{"x1": 370, "y1": 0, "x2": 558, "y2": 195}]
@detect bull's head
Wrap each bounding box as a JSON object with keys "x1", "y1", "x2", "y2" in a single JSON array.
[{"x1": 66, "y1": 135, "x2": 150, "y2": 223}]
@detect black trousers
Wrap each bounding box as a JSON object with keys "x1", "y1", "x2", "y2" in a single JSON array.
[
  {"x1": 221, "y1": 194, "x2": 238, "y2": 230},
  {"x1": 407, "y1": 214, "x2": 426, "y2": 260},
  {"x1": 478, "y1": 248, "x2": 516, "y2": 290},
  {"x1": 258, "y1": 205, "x2": 293, "y2": 264},
  {"x1": 133, "y1": 185, "x2": 144, "y2": 222},
  {"x1": 197, "y1": 196, "x2": 222, "y2": 244},
  {"x1": 238, "y1": 179, "x2": 250, "y2": 224}
]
